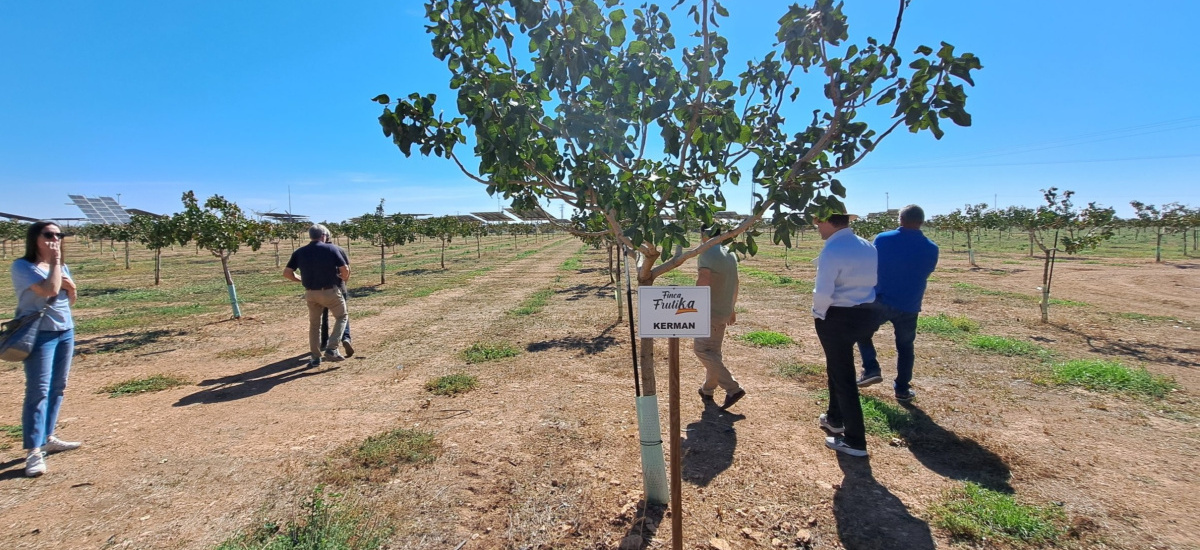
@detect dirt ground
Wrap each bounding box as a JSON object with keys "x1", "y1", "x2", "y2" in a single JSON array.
[{"x1": 0, "y1": 236, "x2": 1196, "y2": 549}]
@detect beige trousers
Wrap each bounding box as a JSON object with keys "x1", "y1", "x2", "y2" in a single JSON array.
[{"x1": 693, "y1": 320, "x2": 741, "y2": 394}]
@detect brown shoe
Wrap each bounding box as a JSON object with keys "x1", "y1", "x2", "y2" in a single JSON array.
[
  {"x1": 698, "y1": 388, "x2": 715, "y2": 403},
  {"x1": 720, "y1": 388, "x2": 746, "y2": 410}
]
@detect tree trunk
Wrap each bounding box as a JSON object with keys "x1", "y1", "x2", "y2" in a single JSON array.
[
  {"x1": 220, "y1": 254, "x2": 242, "y2": 319},
  {"x1": 379, "y1": 243, "x2": 386, "y2": 285},
  {"x1": 476, "y1": 234, "x2": 481, "y2": 259},
  {"x1": 124, "y1": 241, "x2": 130, "y2": 269},
  {"x1": 440, "y1": 238, "x2": 447, "y2": 269},
  {"x1": 637, "y1": 269, "x2": 660, "y2": 396},
  {"x1": 1155, "y1": 229, "x2": 1163, "y2": 263},
  {"x1": 154, "y1": 249, "x2": 161, "y2": 286},
  {"x1": 1039, "y1": 250, "x2": 1052, "y2": 323},
  {"x1": 274, "y1": 241, "x2": 280, "y2": 268},
  {"x1": 966, "y1": 230, "x2": 976, "y2": 267}
]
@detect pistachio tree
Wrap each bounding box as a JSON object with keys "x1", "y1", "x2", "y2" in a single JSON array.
[
  {"x1": 375, "y1": 0, "x2": 980, "y2": 393},
  {"x1": 353, "y1": 200, "x2": 419, "y2": 284},
  {"x1": 129, "y1": 214, "x2": 182, "y2": 285},
  {"x1": 0, "y1": 220, "x2": 27, "y2": 258},
  {"x1": 177, "y1": 191, "x2": 265, "y2": 318},
  {"x1": 420, "y1": 215, "x2": 471, "y2": 269},
  {"x1": 1027, "y1": 188, "x2": 1115, "y2": 323}
]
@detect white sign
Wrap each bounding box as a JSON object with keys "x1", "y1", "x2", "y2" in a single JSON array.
[{"x1": 637, "y1": 286, "x2": 711, "y2": 338}]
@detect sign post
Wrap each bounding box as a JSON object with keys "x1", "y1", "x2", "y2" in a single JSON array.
[{"x1": 638, "y1": 286, "x2": 710, "y2": 550}]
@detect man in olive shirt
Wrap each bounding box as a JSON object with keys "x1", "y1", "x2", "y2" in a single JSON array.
[{"x1": 694, "y1": 224, "x2": 745, "y2": 410}]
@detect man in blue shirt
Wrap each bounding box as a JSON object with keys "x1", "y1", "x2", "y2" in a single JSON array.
[
  {"x1": 284, "y1": 224, "x2": 350, "y2": 368},
  {"x1": 856, "y1": 205, "x2": 939, "y2": 401},
  {"x1": 812, "y1": 212, "x2": 877, "y2": 457}
]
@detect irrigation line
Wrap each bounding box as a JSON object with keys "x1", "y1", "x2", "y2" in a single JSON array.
[{"x1": 623, "y1": 245, "x2": 641, "y2": 397}]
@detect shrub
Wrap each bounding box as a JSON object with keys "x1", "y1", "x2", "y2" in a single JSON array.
[
  {"x1": 216, "y1": 485, "x2": 390, "y2": 550},
  {"x1": 776, "y1": 362, "x2": 822, "y2": 379}
]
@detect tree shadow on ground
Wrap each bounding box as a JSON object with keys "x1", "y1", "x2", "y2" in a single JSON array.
[
  {"x1": 527, "y1": 324, "x2": 618, "y2": 355},
  {"x1": 681, "y1": 401, "x2": 744, "y2": 487},
  {"x1": 619, "y1": 500, "x2": 666, "y2": 550},
  {"x1": 396, "y1": 268, "x2": 435, "y2": 276},
  {"x1": 557, "y1": 283, "x2": 612, "y2": 302},
  {"x1": 347, "y1": 285, "x2": 385, "y2": 298},
  {"x1": 1051, "y1": 323, "x2": 1200, "y2": 368},
  {"x1": 833, "y1": 455, "x2": 935, "y2": 550},
  {"x1": 173, "y1": 354, "x2": 334, "y2": 406},
  {"x1": 75, "y1": 329, "x2": 184, "y2": 355},
  {"x1": 899, "y1": 403, "x2": 1013, "y2": 493}
]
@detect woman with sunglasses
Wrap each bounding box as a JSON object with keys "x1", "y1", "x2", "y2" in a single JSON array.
[{"x1": 11, "y1": 221, "x2": 81, "y2": 477}]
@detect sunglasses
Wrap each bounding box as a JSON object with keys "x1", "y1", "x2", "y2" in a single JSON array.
[{"x1": 42, "y1": 231, "x2": 64, "y2": 239}]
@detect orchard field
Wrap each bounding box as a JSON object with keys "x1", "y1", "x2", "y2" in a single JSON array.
[{"x1": 0, "y1": 228, "x2": 1196, "y2": 549}]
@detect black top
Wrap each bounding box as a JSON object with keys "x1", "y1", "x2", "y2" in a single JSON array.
[{"x1": 286, "y1": 241, "x2": 348, "y2": 290}]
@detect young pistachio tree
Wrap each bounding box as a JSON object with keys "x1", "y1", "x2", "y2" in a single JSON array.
[
  {"x1": 420, "y1": 215, "x2": 470, "y2": 269},
  {"x1": 354, "y1": 200, "x2": 419, "y2": 284},
  {"x1": 1027, "y1": 188, "x2": 1116, "y2": 323},
  {"x1": 375, "y1": 0, "x2": 980, "y2": 394},
  {"x1": 177, "y1": 191, "x2": 265, "y2": 319},
  {"x1": 129, "y1": 213, "x2": 182, "y2": 285}
]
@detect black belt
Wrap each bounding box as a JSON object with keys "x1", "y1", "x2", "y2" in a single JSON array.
[{"x1": 307, "y1": 286, "x2": 337, "y2": 291}]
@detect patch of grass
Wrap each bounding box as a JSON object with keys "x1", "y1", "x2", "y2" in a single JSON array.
[
  {"x1": 0, "y1": 424, "x2": 20, "y2": 450},
  {"x1": 1051, "y1": 359, "x2": 1179, "y2": 399},
  {"x1": 658, "y1": 270, "x2": 694, "y2": 285},
  {"x1": 216, "y1": 345, "x2": 279, "y2": 360},
  {"x1": 740, "y1": 266, "x2": 814, "y2": 292},
  {"x1": 861, "y1": 395, "x2": 912, "y2": 438},
  {"x1": 510, "y1": 288, "x2": 554, "y2": 316},
  {"x1": 953, "y1": 282, "x2": 1088, "y2": 307},
  {"x1": 425, "y1": 373, "x2": 479, "y2": 396},
  {"x1": 740, "y1": 330, "x2": 793, "y2": 347},
  {"x1": 968, "y1": 335, "x2": 1051, "y2": 358},
  {"x1": 74, "y1": 316, "x2": 148, "y2": 334},
  {"x1": 917, "y1": 313, "x2": 979, "y2": 337},
  {"x1": 515, "y1": 249, "x2": 537, "y2": 259},
  {"x1": 354, "y1": 308, "x2": 381, "y2": 319},
  {"x1": 931, "y1": 482, "x2": 1065, "y2": 545},
  {"x1": 462, "y1": 342, "x2": 521, "y2": 363},
  {"x1": 88, "y1": 329, "x2": 182, "y2": 354},
  {"x1": 559, "y1": 257, "x2": 582, "y2": 271},
  {"x1": 350, "y1": 427, "x2": 441, "y2": 470},
  {"x1": 216, "y1": 486, "x2": 390, "y2": 550},
  {"x1": 776, "y1": 362, "x2": 823, "y2": 379},
  {"x1": 1117, "y1": 312, "x2": 1177, "y2": 322},
  {"x1": 99, "y1": 374, "x2": 190, "y2": 397}
]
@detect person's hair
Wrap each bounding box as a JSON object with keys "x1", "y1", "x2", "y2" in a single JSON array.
[
  {"x1": 23, "y1": 221, "x2": 62, "y2": 263},
  {"x1": 899, "y1": 205, "x2": 925, "y2": 225},
  {"x1": 826, "y1": 214, "x2": 851, "y2": 228},
  {"x1": 702, "y1": 224, "x2": 723, "y2": 238},
  {"x1": 308, "y1": 224, "x2": 329, "y2": 241}
]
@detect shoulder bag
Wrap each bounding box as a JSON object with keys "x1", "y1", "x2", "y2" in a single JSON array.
[{"x1": 0, "y1": 297, "x2": 57, "y2": 362}]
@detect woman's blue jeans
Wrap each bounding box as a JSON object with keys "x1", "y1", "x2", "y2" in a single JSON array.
[{"x1": 23, "y1": 328, "x2": 74, "y2": 450}]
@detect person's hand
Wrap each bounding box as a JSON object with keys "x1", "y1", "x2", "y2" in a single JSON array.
[
  {"x1": 61, "y1": 275, "x2": 76, "y2": 292},
  {"x1": 47, "y1": 240, "x2": 62, "y2": 264}
]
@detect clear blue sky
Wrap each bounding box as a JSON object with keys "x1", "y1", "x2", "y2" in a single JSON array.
[{"x1": 2, "y1": 1, "x2": 1197, "y2": 224}]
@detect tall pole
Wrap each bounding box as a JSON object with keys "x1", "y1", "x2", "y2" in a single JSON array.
[
  {"x1": 885, "y1": 192, "x2": 889, "y2": 211},
  {"x1": 668, "y1": 337, "x2": 682, "y2": 550}
]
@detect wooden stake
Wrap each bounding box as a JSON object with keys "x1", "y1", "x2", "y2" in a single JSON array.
[{"x1": 669, "y1": 337, "x2": 682, "y2": 550}]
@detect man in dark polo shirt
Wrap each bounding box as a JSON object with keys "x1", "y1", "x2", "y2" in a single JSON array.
[{"x1": 284, "y1": 224, "x2": 350, "y2": 367}]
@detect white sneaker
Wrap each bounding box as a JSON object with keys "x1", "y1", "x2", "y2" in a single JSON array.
[
  {"x1": 43, "y1": 435, "x2": 81, "y2": 454},
  {"x1": 25, "y1": 450, "x2": 46, "y2": 477},
  {"x1": 818, "y1": 414, "x2": 846, "y2": 434}
]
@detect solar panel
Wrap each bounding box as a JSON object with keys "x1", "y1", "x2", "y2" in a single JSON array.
[
  {"x1": 69, "y1": 195, "x2": 131, "y2": 225},
  {"x1": 504, "y1": 208, "x2": 553, "y2": 221},
  {"x1": 471, "y1": 211, "x2": 515, "y2": 222},
  {"x1": 714, "y1": 211, "x2": 742, "y2": 220},
  {"x1": 452, "y1": 215, "x2": 482, "y2": 223}
]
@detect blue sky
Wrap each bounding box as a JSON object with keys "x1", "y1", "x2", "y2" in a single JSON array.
[{"x1": 2, "y1": 1, "x2": 1197, "y2": 224}]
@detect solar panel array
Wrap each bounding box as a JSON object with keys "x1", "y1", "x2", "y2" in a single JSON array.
[
  {"x1": 69, "y1": 195, "x2": 131, "y2": 224},
  {"x1": 471, "y1": 211, "x2": 515, "y2": 222},
  {"x1": 504, "y1": 208, "x2": 553, "y2": 221}
]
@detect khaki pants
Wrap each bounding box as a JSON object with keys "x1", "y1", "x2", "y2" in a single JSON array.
[
  {"x1": 693, "y1": 320, "x2": 740, "y2": 394},
  {"x1": 306, "y1": 288, "x2": 347, "y2": 361}
]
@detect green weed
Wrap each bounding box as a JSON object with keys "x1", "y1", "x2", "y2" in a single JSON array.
[
  {"x1": 510, "y1": 289, "x2": 554, "y2": 316},
  {"x1": 425, "y1": 374, "x2": 479, "y2": 396},
  {"x1": 354, "y1": 428, "x2": 439, "y2": 469},
  {"x1": 1117, "y1": 312, "x2": 1177, "y2": 323},
  {"x1": 559, "y1": 257, "x2": 582, "y2": 271},
  {"x1": 931, "y1": 482, "x2": 1065, "y2": 545},
  {"x1": 740, "y1": 266, "x2": 814, "y2": 292},
  {"x1": 462, "y1": 342, "x2": 520, "y2": 363},
  {"x1": 776, "y1": 362, "x2": 823, "y2": 379},
  {"x1": 968, "y1": 336, "x2": 1051, "y2": 358},
  {"x1": 100, "y1": 374, "x2": 190, "y2": 397},
  {"x1": 860, "y1": 395, "x2": 912, "y2": 438},
  {"x1": 216, "y1": 345, "x2": 279, "y2": 360},
  {"x1": 917, "y1": 314, "x2": 979, "y2": 336},
  {"x1": 1051, "y1": 360, "x2": 1179, "y2": 399},
  {"x1": 658, "y1": 270, "x2": 694, "y2": 286},
  {"x1": 216, "y1": 485, "x2": 390, "y2": 550},
  {"x1": 740, "y1": 331, "x2": 793, "y2": 347}
]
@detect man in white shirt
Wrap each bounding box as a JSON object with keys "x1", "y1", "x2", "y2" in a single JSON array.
[{"x1": 812, "y1": 213, "x2": 877, "y2": 457}]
